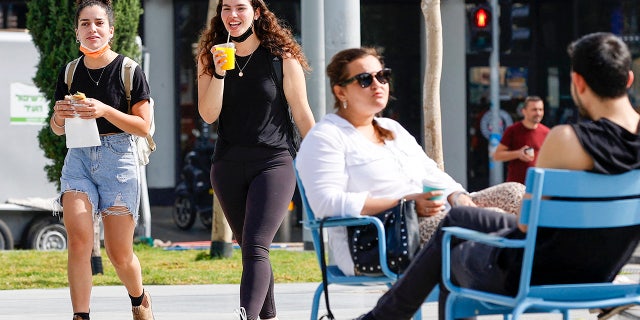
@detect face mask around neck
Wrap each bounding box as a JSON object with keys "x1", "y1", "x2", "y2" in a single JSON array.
[
  {"x1": 229, "y1": 22, "x2": 254, "y2": 43},
  {"x1": 79, "y1": 42, "x2": 111, "y2": 58}
]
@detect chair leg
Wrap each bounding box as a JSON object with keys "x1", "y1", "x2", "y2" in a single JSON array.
[
  {"x1": 412, "y1": 307, "x2": 422, "y2": 320},
  {"x1": 310, "y1": 283, "x2": 324, "y2": 320}
]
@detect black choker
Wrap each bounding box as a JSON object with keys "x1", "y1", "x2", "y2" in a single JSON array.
[{"x1": 229, "y1": 26, "x2": 254, "y2": 43}]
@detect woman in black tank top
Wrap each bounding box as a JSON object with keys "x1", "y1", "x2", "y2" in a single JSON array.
[{"x1": 195, "y1": 1, "x2": 315, "y2": 319}]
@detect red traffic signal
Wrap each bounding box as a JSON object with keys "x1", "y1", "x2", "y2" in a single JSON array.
[
  {"x1": 468, "y1": 4, "x2": 492, "y2": 52},
  {"x1": 474, "y1": 7, "x2": 489, "y2": 28}
]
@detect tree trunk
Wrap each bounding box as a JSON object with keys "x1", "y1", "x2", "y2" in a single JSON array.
[
  {"x1": 421, "y1": 0, "x2": 444, "y2": 170},
  {"x1": 90, "y1": 219, "x2": 103, "y2": 275},
  {"x1": 206, "y1": 0, "x2": 233, "y2": 258}
]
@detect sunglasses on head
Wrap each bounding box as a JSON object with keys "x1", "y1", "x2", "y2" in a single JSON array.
[{"x1": 338, "y1": 68, "x2": 392, "y2": 88}]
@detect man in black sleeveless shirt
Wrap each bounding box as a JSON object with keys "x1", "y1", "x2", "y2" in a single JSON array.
[{"x1": 355, "y1": 32, "x2": 640, "y2": 320}]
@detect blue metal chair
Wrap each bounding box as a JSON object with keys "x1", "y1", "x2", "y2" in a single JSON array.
[
  {"x1": 294, "y1": 165, "x2": 437, "y2": 320},
  {"x1": 441, "y1": 168, "x2": 640, "y2": 320}
]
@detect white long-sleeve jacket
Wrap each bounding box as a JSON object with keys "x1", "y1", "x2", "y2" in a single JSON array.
[{"x1": 295, "y1": 113, "x2": 465, "y2": 275}]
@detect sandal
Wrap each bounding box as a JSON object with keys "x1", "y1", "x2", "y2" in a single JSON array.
[{"x1": 597, "y1": 304, "x2": 636, "y2": 320}]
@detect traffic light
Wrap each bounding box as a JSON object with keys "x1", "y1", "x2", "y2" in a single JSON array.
[
  {"x1": 468, "y1": 4, "x2": 492, "y2": 52},
  {"x1": 499, "y1": 0, "x2": 531, "y2": 53},
  {"x1": 499, "y1": 0, "x2": 513, "y2": 52}
]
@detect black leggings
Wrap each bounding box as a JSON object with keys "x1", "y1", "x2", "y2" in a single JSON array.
[{"x1": 210, "y1": 146, "x2": 295, "y2": 320}]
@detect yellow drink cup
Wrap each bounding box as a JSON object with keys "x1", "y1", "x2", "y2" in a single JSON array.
[{"x1": 213, "y1": 43, "x2": 236, "y2": 70}]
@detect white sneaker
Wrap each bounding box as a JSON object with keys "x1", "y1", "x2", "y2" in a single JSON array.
[{"x1": 234, "y1": 307, "x2": 248, "y2": 320}]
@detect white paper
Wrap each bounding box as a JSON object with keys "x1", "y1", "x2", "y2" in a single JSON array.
[{"x1": 65, "y1": 117, "x2": 101, "y2": 148}]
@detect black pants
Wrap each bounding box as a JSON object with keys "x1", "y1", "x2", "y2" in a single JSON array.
[
  {"x1": 370, "y1": 207, "x2": 519, "y2": 320},
  {"x1": 211, "y1": 146, "x2": 295, "y2": 320}
]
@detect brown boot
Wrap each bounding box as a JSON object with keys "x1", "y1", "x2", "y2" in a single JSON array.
[{"x1": 132, "y1": 291, "x2": 154, "y2": 320}]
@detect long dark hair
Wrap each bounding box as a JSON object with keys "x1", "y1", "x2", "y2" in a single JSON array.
[{"x1": 196, "y1": 0, "x2": 309, "y2": 77}]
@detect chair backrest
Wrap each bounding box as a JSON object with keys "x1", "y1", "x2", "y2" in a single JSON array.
[
  {"x1": 296, "y1": 168, "x2": 317, "y2": 225},
  {"x1": 517, "y1": 168, "x2": 640, "y2": 296},
  {"x1": 521, "y1": 168, "x2": 640, "y2": 229},
  {"x1": 294, "y1": 165, "x2": 330, "y2": 269}
]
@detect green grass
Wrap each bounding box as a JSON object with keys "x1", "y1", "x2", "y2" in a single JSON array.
[{"x1": 0, "y1": 245, "x2": 320, "y2": 290}]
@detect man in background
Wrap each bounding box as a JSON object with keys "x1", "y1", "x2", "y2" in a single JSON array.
[{"x1": 493, "y1": 96, "x2": 550, "y2": 183}]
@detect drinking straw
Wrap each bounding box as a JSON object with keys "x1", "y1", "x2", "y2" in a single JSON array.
[{"x1": 227, "y1": 32, "x2": 230, "y2": 43}]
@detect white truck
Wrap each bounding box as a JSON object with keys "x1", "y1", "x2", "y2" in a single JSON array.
[{"x1": 0, "y1": 30, "x2": 67, "y2": 251}]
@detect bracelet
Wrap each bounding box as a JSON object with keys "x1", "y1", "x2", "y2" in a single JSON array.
[
  {"x1": 451, "y1": 191, "x2": 469, "y2": 207},
  {"x1": 213, "y1": 70, "x2": 225, "y2": 79},
  {"x1": 51, "y1": 113, "x2": 65, "y2": 128}
]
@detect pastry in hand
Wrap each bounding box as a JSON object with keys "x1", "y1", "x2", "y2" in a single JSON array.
[{"x1": 65, "y1": 91, "x2": 86, "y2": 102}]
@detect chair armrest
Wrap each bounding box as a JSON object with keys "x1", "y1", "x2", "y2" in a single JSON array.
[
  {"x1": 441, "y1": 227, "x2": 524, "y2": 249},
  {"x1": 305, "y1": 215, "x2": 384, "y2": 230},
  {"x1": 441, "y1": 226, "x2": 525, "y2": 304}
]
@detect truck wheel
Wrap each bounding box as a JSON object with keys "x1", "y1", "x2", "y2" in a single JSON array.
[
  {"x1": 0, "y1": 219, "x2": 14, "y2": 250},
  {"x1": 173, "y1": 195, "x2": 196, "y2": 230},
  {"x1": 27, "y1": 217, "x2": 67, "y2": 251}
]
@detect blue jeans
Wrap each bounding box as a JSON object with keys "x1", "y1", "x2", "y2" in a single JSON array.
[{"x1": 57, "y1": 133, "x2": 140, "y2": 221}]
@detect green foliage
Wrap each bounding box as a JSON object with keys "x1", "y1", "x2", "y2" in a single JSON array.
[
  {"x1": 113, "y1": 0, "x2": 143, "y2": 62},
  {"x1": 26, "y1": 0, "x2": 143, "y2": 190}
]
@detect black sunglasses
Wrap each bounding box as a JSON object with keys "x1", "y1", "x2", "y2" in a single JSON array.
[{"x1": 338, "y1": 68, "x2": 392, "y2": 88}]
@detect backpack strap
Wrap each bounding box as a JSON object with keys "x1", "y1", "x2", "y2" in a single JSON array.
[
  {"x1": 121, "y1": 56, "x2": 139, "y2": 114},
  {"x1": 64, "y1": 57, "x2": 82, "y2": 94}
]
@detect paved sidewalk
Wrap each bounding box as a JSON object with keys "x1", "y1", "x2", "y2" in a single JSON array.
[{"x1": 0, "y1": 281, "x2": 631, "y2": 320}]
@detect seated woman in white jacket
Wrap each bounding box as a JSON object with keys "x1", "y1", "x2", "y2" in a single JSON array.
[{"x1": 295, "y1": 47, "x2": 523, "y2": 276}]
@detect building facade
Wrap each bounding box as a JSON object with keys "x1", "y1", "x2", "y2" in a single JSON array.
[{"x1": 4, "y1": 0, "x2": 640, "y2": 203}]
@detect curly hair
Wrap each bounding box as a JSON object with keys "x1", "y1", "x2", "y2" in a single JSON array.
[
  {"x1": 196, "y1": 0, "x2": 309, "y2": 77},
  {"x1": 75, "y1": 0, "x2": 114, "y2": 28}
]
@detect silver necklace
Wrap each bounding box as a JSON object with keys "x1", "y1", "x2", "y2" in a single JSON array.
[
  {"x1": 86, "y1": 66, "x2": 106, "y2": 86},
  {"x1": 236, "y1": 51, "x2": 255, "y2": 77}
]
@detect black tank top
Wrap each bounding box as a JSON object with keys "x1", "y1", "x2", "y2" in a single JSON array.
[
  {"x1": 214, "y1": 46, "x2": 289, "y2": 161},
  {"x1": 571, "y1": 118, "x2": 640, "y2": 173},
  {"x1": 530, "y1": 118, "x2": 640, "y2": 287},
  {"x1": 501, "y1": 117, "x2": 640, "y2": 293}
]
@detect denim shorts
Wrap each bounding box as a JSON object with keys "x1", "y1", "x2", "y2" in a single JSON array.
[{"x1": 57, "y1": 133, "x2": 140, "y2": 221}]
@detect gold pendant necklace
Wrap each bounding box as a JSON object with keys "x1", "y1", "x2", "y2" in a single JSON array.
[{"x1": 236, "y1": 51, "x2": 255, "y2": 77}]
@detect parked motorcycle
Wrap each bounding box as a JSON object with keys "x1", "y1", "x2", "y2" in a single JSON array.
[{"x1": 173, "y1": 126, "x2": 215, "y2": 230}]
